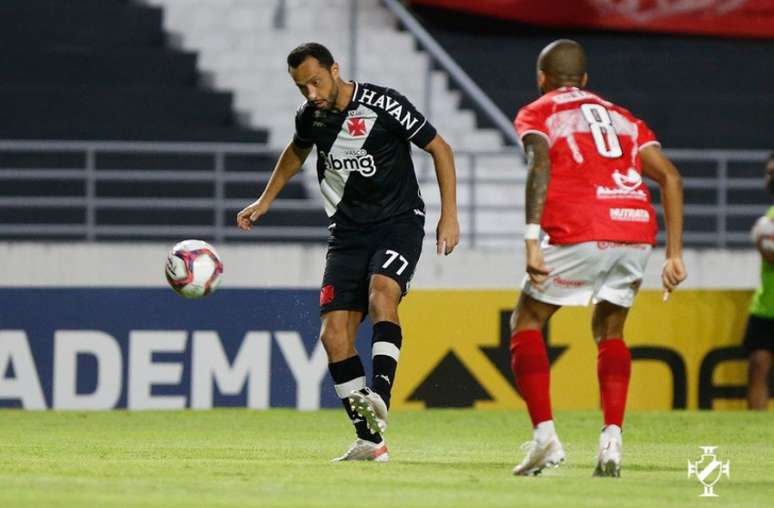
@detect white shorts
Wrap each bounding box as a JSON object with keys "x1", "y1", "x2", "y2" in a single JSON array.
[{"x1": 522, "y1": 240, "x2": 652, "y2": 308}]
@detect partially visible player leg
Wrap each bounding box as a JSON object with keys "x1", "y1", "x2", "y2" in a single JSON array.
[
  {"x1": 510, "y1": 242, "x2": 606, "y2": 476},
  {"x1": 369, "y1": 274, "x2": 402, "y2": 407},
  {"x1": 348, "y1": 274, "x2": 403, "y2": 435},
  {"x1": 511, "y1": 293, "x2": 565, "y2": 476},
  {"x1": 319, "y1": 232, "x2": 389, "y2": 461},
  {"x1": 591, "y1": 243, "x2": 650, "y2": 477},
  {"x1": 591, "y1": 300, "x2": 631, "y2": 477},
  {"x1": 743, "y1": 315, "x2": 774, "y2": 410},
  {"x1": 349, "y1": 217, "x2": 424, "y2": 437},
  {"x1": 368, "y1": 275, "x2": 402, "y2": 410},
  {"x1": 511, "y1": 294, "x2": 560, "y2": 429},
  {"x1": 323, "y1": 310, "x2": 389, "y2": 462},
  {"x1": 747, "y1": 349, "x2": 771, "y2": 410}
]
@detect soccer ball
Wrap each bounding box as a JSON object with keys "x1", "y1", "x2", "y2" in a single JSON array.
[{"x1": 165, "y1": 239, "x2": 224, "y2": 298}]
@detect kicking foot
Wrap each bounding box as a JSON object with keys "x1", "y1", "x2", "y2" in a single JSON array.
[
  {"x1": 331, "y1": 439, "x2": 389, "y2": 463},
  {"x1": 348, "y1": 388, "x2": 388, "y2": 434},
  {"x1": 513, "y1": 434, "x2": 566, "y2": 476}
]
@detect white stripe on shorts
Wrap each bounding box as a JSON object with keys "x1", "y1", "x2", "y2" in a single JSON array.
[
  {"x1": 334, "y1": 376, "x2": 366, "y2": 399},
  {"x1": 372, "y1": 342, "x2": 400, "y2": 362}
]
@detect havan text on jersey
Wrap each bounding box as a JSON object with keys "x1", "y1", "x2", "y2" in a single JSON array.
[{"x1": 357, "y1": 87, "x2": 421, "y2": 133}]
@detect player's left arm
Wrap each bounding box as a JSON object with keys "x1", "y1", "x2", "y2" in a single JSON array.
[
  {"x1": 423, "y1": 134, "x2": 460, "y2": 255},
  {"x1": 640, "y1": 144, "x2": 687, "y2": 294},
  {"x1": 380, "y1": 87, "x2": 459, "y2": 255}
]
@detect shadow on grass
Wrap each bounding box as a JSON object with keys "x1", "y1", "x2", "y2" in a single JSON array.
[
  {"x1": 624, "y1": 464, "x2": 688, "y2": 472},
  {"x1": 393, "y1": 460, "x2": 514, "y2": 469}
]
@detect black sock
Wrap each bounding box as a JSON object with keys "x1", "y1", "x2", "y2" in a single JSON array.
[
  {"x1": 329, "y1": 355, "x2": 382, "y2": 444},
  {"x1": 371, "y1": 321, "x2": 402, "y2": 409}
]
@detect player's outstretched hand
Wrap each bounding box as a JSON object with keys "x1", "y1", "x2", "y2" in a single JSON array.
[
  {"x1": 436, "y1": 214, "x2": 460, "y2": 255},
  {"x1": 236, "y1": 199, "x2": 269, "y2": 231},
  {"x1": 661, "y1": 256, "x2": 687, "y2": 301},
  {"x1": 526, "y1": 244, "x2": 551, "y2": 286}
]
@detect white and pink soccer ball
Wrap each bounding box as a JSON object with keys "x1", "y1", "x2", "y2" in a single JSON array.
[{"x1": 165, "y1": 239, "x2": 223, "y2": 298}]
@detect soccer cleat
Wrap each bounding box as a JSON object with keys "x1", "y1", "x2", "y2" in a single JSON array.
[
  {"x1": 512, "y1": 435, "x2": 566, "y2": 476},
  {"x1": 331, "y1": 439, "x2": 389, "y2": 463},
  {"x1": 348, "y1": 388, "x2": 388, "y2": 434},
  {"x1": 593, "y1": 426, "x2": 622, "y2": 477}
]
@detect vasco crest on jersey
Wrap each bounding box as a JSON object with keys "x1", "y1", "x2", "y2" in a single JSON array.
[{"x1": 346, "y1": 117, "x2": 368, "y2": 137}]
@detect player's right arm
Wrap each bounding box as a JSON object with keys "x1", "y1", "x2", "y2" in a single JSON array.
[
  {"x1": 752, "y1": 215, "x2": 774, "y2": 264},
  {"x1": 523, "y1": 133, "x2": 552, "y2": 286},
  {"x1": 236, "y1": 141, "x2": 311, "y2": 231},
  {"x1": 640, "y1": 145, "x2": 687, "y2": 294},
  {"x1": 756, "y1": 238, "x2": 774, "y2": 264}
]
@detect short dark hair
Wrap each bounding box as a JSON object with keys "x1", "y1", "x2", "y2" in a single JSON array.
[{"x1": 287, "y1": 43, "x2": 334, "y2": 69}]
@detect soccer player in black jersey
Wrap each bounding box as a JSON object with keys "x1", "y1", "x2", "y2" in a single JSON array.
[{"x1": 237, "y1": 43, "x2": 460, "y2": 462}]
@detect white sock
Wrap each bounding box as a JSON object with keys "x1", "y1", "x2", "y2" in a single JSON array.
[{"x1": 534, "y1": 420, "x2": 556, "y2": 442}]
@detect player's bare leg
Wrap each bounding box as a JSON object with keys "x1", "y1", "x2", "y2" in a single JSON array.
[
  {"x1": 348, "y1": 274, "x2": 402, "y2": 436},
  {"x1": 368, "y1": 274, "x2": 401, "y2": 324},
  {"x1": 323, "y1": 310, "x2": 389, "y2": 462},
  {"x1": 591, "y1": 300, "x2": 631, "y2": 477},
  {"x1": 591, "y1": 300, "x2": 629, "y2": 343},
  {"x1": 510, "y1": 294, "x2": 565, "y2": 476},
  {"x1": 747, "y1": 349, "x2": 771, "y2": 410},
  {"x1": 511, "y1": 292, "x2": 560, "y2": 332},
  {"x1": 320, "y1": 310, "x2": 361, "y2": 362}
]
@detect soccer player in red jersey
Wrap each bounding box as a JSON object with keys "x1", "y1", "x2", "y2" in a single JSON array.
[{"x1": 510, "y1": 40, "x2": 687, "y2": 477}]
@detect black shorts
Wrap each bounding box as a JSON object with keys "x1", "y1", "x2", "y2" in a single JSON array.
[
  {"x1": 320, "y1": 212, "x2": 425, "y2": 315},
  {"x1": 743, "y1": 314, "x2": 774, "y2": 353}
]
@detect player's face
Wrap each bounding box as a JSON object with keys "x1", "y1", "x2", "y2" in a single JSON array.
[
  {"x1": 766, "y1": 159, "x2": 774, "y2": 196},
  {"x1": 289, "y1": 57, "x2": 340, "y2": 111}
]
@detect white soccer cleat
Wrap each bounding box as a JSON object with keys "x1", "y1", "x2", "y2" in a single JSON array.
[
  {"x1": 593, "y1": 425, "x2": 622, "y2": 477},
  {"x1": 348, "y1": 388, "x2": 388, "y2": 434},
  {"x1": 331, "y1": 439, "x2": 390, "y2": 463},
  {"x1": 512, "y1": 435, "x2": 566, "y2": 476}
]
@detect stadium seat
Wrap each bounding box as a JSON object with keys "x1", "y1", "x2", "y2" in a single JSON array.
[{"x1": 1, "y1": 0, "x2": 267, "y2": 143}]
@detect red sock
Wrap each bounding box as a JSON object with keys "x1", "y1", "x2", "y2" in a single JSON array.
[
  {"x1": 597, "y1": 338, "x2": 631, "y2": 428},
  {"x1": 510, "y1": 329, "x2": 552, "y2": 427}
]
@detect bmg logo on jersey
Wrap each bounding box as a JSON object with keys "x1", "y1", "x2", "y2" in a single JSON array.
[{"x1": 320, "y1": 150, "x2": 377, "y2": 177}]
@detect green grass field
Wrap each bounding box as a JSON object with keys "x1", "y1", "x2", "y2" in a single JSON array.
[{"x1": 1, "y1": 409, "x2": 772, "y2": 507}]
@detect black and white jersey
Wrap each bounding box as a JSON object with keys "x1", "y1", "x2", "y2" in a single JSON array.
[{"x1": 293, "y1": 82, "x2": 437, "y2": 226}]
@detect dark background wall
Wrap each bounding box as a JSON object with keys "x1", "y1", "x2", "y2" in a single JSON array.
[
  {"x1": 412, "y1": 6, "x2": 774, "y2": 150},
  {"x1": 0, "y1": 0, "x2": 266, "y2": 142}
]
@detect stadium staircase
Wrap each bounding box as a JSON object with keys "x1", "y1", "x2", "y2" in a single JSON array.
[
  {"x1": 0, "y1": 0, "x2": 326, "y2": 242},
  {"x1": 151, "y1": 0, "x2": 504, "y2": 151},
  {"x1": 1, "y1": 0, "x2": 265, "y2": 143}
]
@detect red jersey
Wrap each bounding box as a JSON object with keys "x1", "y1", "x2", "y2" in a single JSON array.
[{"x1": 514, "y1": 87, "x2": 659, "y2": 245}]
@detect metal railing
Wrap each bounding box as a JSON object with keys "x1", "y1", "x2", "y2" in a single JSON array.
[
  {"x1": 0, "y1": 140, "x2": 769, "y2": 247},
  {"x1": 0, "y1": 140, "x2": 327, "y2": 243},
  {"x1": 415, "y1": 148, "x2": 771, "y2": 248},
  {"x1": 415, "y1": 149, "x2": 524, "y2": 248},
  {"x1": 659, "y1": 149, "x2": 770, "y2": 247},
  {"x1": 380, "y1": 0, "x2": 520, "y2": 145}
]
